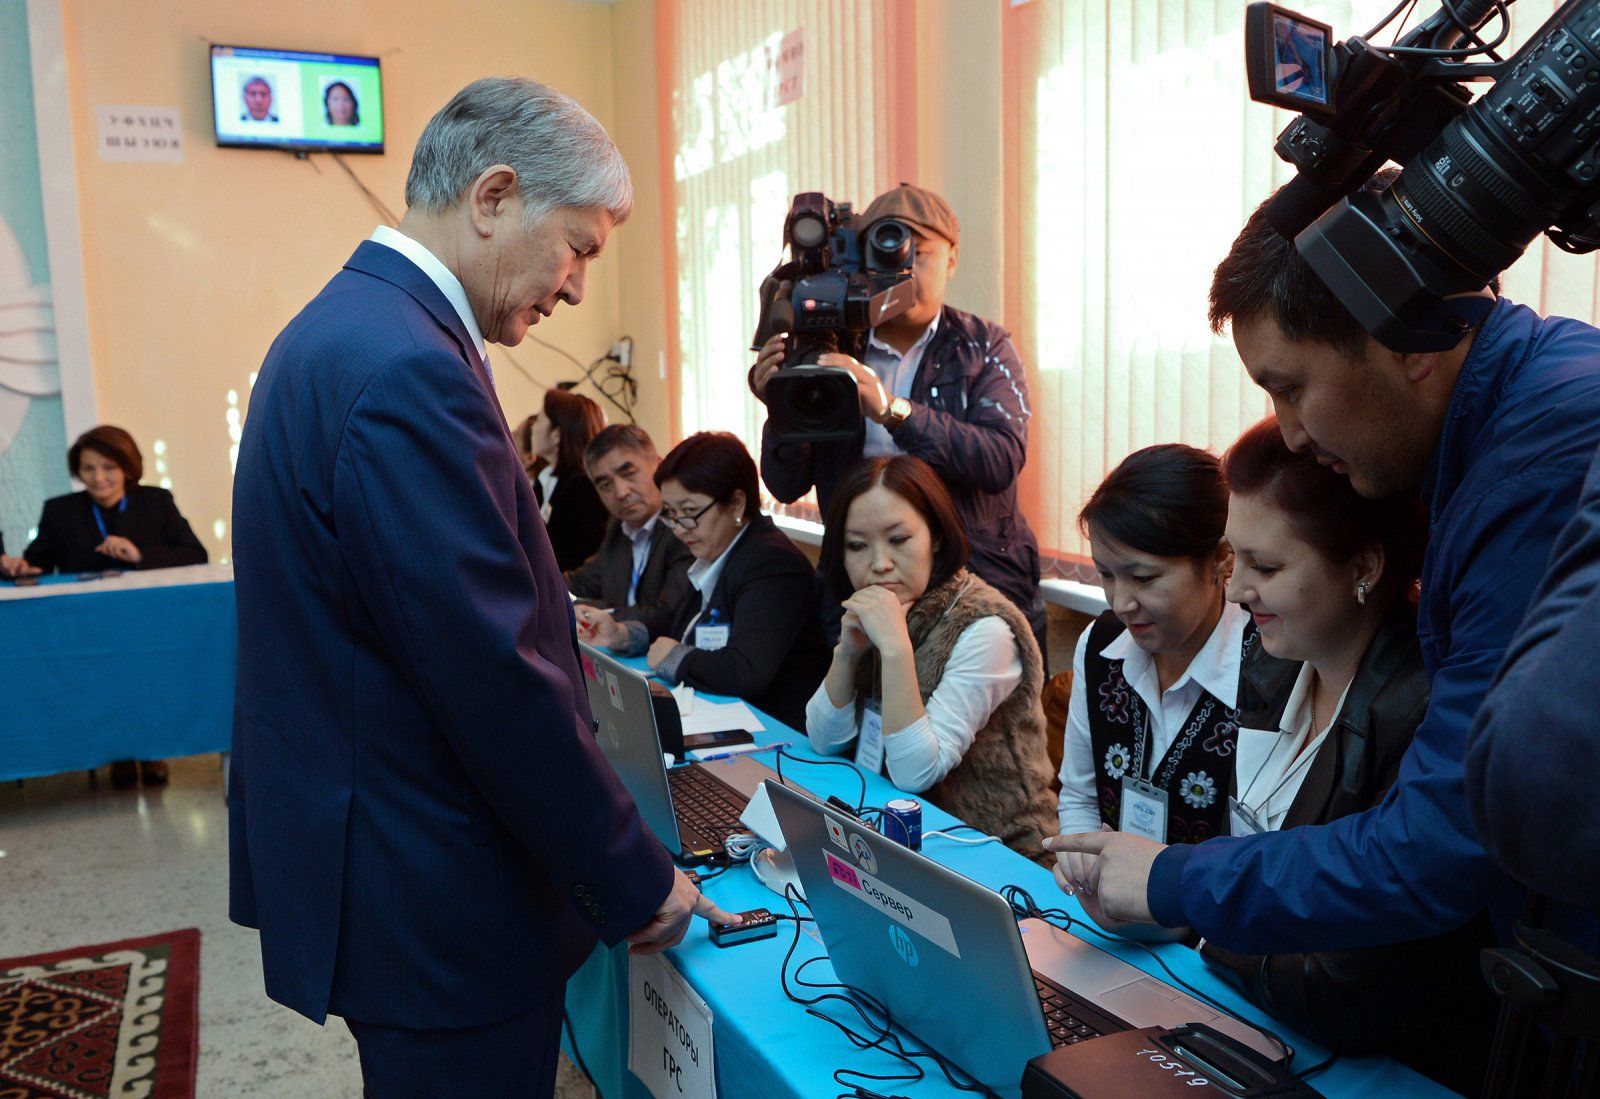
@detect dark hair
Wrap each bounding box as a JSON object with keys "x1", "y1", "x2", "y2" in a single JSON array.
[
  {"x1": 1209, "y1": 169, "x2": 1502, "y2": 359},
  {"x1": 541, "y1": 389, "x2": 604, "y2": 477},
  {"x1": 819, "y1": 457, "x2": 970, "y2": 597},
  {"x1": 584, "y1": 423, "x2": 657, "y2": 471},
  {"x1": 653, "y1": 432, "x2": 761, "y2": 522},
  {"x1": 1079, "y1": 444, "x2": 1227, "y2": 560},
  {"x1": 323, "y1": 81, "x2": 360, "y2": 125},
  {"x1": 1223, "y1": 416, "x2": 1426, "y2": 609},
  {"x1": 68, "y1": 425, "x2": 142, "y2": 484}
]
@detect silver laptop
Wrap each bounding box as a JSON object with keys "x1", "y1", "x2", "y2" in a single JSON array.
[
  {"x1": 765, "y1": 781, "x2": 1285, "y2": 1098},
  {"x1": 579, "y1": 642, "x2": 799, "y2": 862}
]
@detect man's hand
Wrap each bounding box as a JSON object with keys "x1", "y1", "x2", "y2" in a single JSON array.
[
  {"x1": 626, "y1": 868, "x2": 740, "y2": 956},
  {"x1": 575, "y1": 605, "x2": 630, "y2": 650},
  {"x1": 0, "y1": 555, "x2": 40, "y2": 579},
  {"x1": 95, "y1": 536, "x2": 141, "y2": 565},
  {"x1": 814, "y1": 353, "x2": 890, "y2": 421},
  {"x1": 749, "y1": 334, "x2": 788, "y2": 402},
  {"x1": 1042, "y1": 831, "x2": 1167, "y2": 925}
]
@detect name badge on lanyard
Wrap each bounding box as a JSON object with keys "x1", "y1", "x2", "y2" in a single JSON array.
[
  {"x1": 857, "y1": 701, "x2": 885, "y2": 775},
  {"x1": 1119, "y1": 776, "x2": 1168, "y2": 842},
  {"x1": 694, "y1": 624, "x2": 730, "y2": 651},
  {"x1": 1118, "y1": 705, "x2": 1167, "y2": 842},
  {"x1": 1228, "y1": 796, "x2": 1266, "y2": 836}
]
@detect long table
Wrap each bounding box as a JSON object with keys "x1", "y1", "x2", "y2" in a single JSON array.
[
  {"x1": 0, "y1": 564, "x2": 235, "y2": 780},
  {"x1": 564, "y1": 665, "x2": 1457, "y2": 1098}
]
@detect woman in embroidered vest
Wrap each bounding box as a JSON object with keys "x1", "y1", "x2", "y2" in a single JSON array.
[
  {"x1": 1201, "y1": 417, "x2": 1496, "y2": 1093},
  {"x1": 805, "y1": 456, "x2": 1057, "y2": 859},
  {"x1": 1057, "y1": 444, "x2": 1277, "y2": 857}
]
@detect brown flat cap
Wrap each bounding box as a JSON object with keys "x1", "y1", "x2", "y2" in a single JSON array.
[{"x1": 862, "y1": 183, "x2": 959, "y2": 246}]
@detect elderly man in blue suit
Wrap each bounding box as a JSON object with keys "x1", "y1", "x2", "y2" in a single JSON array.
[{"x1": 230, "y1": 77, "x2": 733, "y2": 1097}]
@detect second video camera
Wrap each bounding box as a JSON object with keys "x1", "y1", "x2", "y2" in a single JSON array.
[{"x1": 752, "y1": 192, "x2": 917, "y2": 442}]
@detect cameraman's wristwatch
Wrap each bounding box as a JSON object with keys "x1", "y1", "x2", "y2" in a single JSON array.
[{"x1": 882, "y1": 396, "x2": 913, "y2": 432}]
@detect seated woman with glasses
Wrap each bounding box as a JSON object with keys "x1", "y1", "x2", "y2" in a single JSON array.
[
  {"x1": 804, "y1": 456, "x2": 1058, "y2": 858},
  {"x1": 575, "y1": 432, "x2": 829, "y2": 730}
]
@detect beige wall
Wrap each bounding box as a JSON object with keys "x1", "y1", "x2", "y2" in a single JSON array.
[{"x1": 60, "y1": 0, "x2": 627, "y2": 559}]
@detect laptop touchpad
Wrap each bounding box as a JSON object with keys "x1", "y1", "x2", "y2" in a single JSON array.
[{"x1": 1099, "y1": 977, "x2": 1219, "y2": 1028}]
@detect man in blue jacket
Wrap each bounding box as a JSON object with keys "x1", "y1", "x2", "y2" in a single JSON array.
[
  {"x1": 230, "y1": 78, "x2": 731, "y2": 1097},
  {"x1": 1468, "y1": 442, "x2": 1600, "y2": 907},
  {"x1": 1048, "y1": 178, "x2": 1600, "y2": 963}
]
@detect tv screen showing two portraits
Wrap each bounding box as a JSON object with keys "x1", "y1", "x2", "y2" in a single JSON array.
[{"x1": 211, "y1": 44, "x2": 384, "y2": 154}]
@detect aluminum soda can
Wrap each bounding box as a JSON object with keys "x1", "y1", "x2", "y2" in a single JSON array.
[{"x1": 881, "y1": 798, "x2": 923, "y2": 851}]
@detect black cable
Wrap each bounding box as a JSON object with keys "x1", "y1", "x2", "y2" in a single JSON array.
[
  {"x1": 777, "y1": 885, "x2": 996, "y2": 1097},
  {"x1": 775, "y1": 747, "x2": 869, "y2": 815},
  {"x1": 329, "y1": 151, "x2": 399, "y2": 226},
  {"x1": 1362, "y1": 0, "x2": 1420, "y2": 39},
  {"x1": 1295, "y1": 1052, "x2": 1340, "y2": 1081},
  {"x1": 999, "y1": 885, "x2": 1296, "y2": 1070},
  {"x1": 1376, "y1": 0, "x2": 1511, "y2": 58},
  {"x1": 561, "y1": 1009, "x2": 596, "y2": 1086}
]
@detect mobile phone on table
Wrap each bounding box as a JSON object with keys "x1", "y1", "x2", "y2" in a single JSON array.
[{"x1": 682, "y1": 729, "x2": 755, "y2": 752}]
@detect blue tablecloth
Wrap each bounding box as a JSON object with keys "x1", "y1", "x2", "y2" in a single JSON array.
[
  {"x1": 0, "y1": 567, "x2": 235, "y2": 779},
  {"x1": 564, "y1": 663, "x2": 1457, "y2": 1098}
]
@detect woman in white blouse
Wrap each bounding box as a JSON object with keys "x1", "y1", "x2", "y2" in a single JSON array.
[
  {"x1": 1056, "y1": 445, "x2": 1264, "y2": 852},
  {"x1": 806, "y1": 456, "x2": 1057, "y2": 858}
]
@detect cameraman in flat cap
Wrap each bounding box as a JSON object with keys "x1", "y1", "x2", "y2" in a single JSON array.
[{"x1": 750, "y1": 183, "x2": 1046, "y2": 658}]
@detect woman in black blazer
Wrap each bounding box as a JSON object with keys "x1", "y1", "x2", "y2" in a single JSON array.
[
  {"x1": 2, "y1": 426, "x2": 208, "y2": 787},
  {"x1": 577, "y1": 432, "x2": 829, "y2": 730},
  {"x1": 520, "y1": 389, "x2": 609, "y2": 571}
]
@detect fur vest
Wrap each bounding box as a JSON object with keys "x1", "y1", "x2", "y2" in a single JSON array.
[{"x1": 855, "y1": 569, "x2": 1058, "y2": 860}]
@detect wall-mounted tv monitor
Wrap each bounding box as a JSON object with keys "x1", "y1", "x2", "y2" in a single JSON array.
[{"x1": 211, "y1": 45, "x2": 384, "y2": 153}]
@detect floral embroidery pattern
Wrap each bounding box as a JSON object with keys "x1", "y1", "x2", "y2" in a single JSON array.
[
  {"x1": 1204, "y1": 709, "x2": 1240, "y2": 756},
  {"x1": 1181, "y1": 771, "x2": 1217, "y2": 809},
  {"x1": 1103, "y1": 744, "x2": 1130, "y2": 782},
  {"x1": 1097, "y1": 669, "x2": 1132, "y2": 725}
]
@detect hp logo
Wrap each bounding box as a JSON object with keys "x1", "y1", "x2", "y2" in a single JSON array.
[{"x1": 888, "y1": 924, "x2": 919, "y2": 968}]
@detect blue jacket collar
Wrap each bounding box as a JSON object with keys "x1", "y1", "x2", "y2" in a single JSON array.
[
  {"x1": 1420, "y1": 296, "x2": 1524, "y2": 521},
  {"x1": 343, "y1": 240, "x2": 480, "y2": 370}
]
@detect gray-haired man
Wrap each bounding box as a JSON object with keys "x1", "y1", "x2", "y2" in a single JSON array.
[{"x1": 230, "y1": 78, "x2": 733, "y2": 1097}]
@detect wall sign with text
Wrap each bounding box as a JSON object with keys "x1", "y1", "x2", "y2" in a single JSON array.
[{"x1": 94, "y1": 106, "x2": 184, "y2": 163}]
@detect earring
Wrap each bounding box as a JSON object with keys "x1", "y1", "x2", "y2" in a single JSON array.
[
  {"x1": 734, "y1": 515, "x2": 743, "y2": 527},
  {"x1": 1356, "y1": 581, "x2": 1369, "y2": 605}
]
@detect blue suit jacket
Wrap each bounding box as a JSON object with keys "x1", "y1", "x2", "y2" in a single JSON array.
[
  {"x1": 1149, "y1": 298, "x2": 1600, "y2": 953},
  {"x1": 229, "y1": 241, "x2": 674, "y2": 1028}
]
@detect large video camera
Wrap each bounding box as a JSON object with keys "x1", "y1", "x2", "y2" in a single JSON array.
[
  {"x1": 750, "y1": 192, "x2": 917, "y2": 442},
  {"x1": 1245, "y1": 0, "x2": 1600, "y2": 351}
]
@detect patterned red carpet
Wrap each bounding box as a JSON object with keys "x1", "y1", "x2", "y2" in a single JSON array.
[{"x1": 0, "y1": 929, "x2": 200, "y2": 1099}]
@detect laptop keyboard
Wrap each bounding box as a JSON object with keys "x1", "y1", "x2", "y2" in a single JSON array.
[
  {"x1": 1034, "y1": 973, "x2": 1118, "y2": 1048},
  {"x1": 668, "y1": 765, "x2": 749, "y2": 850}
]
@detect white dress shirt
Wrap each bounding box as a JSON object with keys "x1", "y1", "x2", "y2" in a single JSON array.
[
  {"x1": 860, "y1": 313, "x2": 940, "y2": 458},
  {"x1": 1057, "y1": 600, "x2": 1250, "y2": 834},
  {"x1": 536, "y1": 466, "x2": 559, "y2": 522},
  {"x1": 805, "y1": 615, "x2": 1023, "y2": 793},
  {"x1": 369, "y1": 225, "x2": 487, "y2": 364},
  {"x1": 621, "y1": 514, "x2": 660, "y2": 606},
  {"x1": 680, "y1": 524, "x2": 750, "y2": 639},
  {"x1": 1232, "y1": 662, "x2": 1349, "y2": 833}
]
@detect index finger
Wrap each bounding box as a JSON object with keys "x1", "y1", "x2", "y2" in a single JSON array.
[
  {"x1": 1040, "y1": 832, "x2": 1111, "y2": 856},
  {"x1": 693, "y1": 891, "x2": 740, "y2": 927}
]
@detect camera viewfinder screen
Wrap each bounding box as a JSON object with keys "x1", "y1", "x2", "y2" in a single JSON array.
[
  {"x1": 211, "y1": 45, "x2": 384, "y2": 153},
  {"x1": 1271, "y1": 13, "x2": 1330, "y2": 107}
]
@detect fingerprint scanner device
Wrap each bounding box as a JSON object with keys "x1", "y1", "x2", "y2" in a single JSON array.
[
  {"x1": 1020, "y1": 1024, "x2": 1323, "y2": 1098},
  {"x1": 765, "y1": 781, "x2": 1287, "y2": 1099},
  {"x1": 580, "y1": 642, "x2": 806, "y2": 863},
  {"x1": 709, "y1": 909, "x2": 780, "y2": 948}
]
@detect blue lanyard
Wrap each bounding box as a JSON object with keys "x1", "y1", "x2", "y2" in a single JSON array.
[
  {"x1": 92, "y1": 496, "x2": 129, "y2": 540},
  {"x1": 628, "y1": 557, "x2": 646, "y2": 606}
]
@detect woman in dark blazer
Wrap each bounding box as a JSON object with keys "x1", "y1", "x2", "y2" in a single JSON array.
[
  {"x1": 1199, "y1": 417, "x2": 1496, "y2": 1094},
  {"x1": 5, "y1": 425, "x2": 208, "y2": 788},
  {"x1": 8, "y1": 425, "x2": 208, "y2": 575},
  {"x1": 519, "y1": 389, "x2": 609, "y2": 571},
  {"x1": 578, "y1": 432, "x2": 829, "y2": 730}
]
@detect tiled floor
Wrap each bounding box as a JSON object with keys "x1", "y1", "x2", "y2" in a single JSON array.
[{"x1": 0, "y1": 756, "x2": 596, "y2": 1098}]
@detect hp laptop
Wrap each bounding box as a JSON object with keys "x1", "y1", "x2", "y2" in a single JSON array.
[
  {"x1": 580, "y1": 642, "x2": 800, "y2": 863},
  {"x1": 765, "y1": 781, "x2": 1286, "y2": 1099}
]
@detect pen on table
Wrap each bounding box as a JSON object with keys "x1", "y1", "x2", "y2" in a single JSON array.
[{"x1": 697, "y1": 740, "x2": 792, "y2": 762}]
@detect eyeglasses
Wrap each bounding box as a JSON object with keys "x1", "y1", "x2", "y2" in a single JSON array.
[{"x1": 660, "y1": 500, "x2": 718, "y2": 531}]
